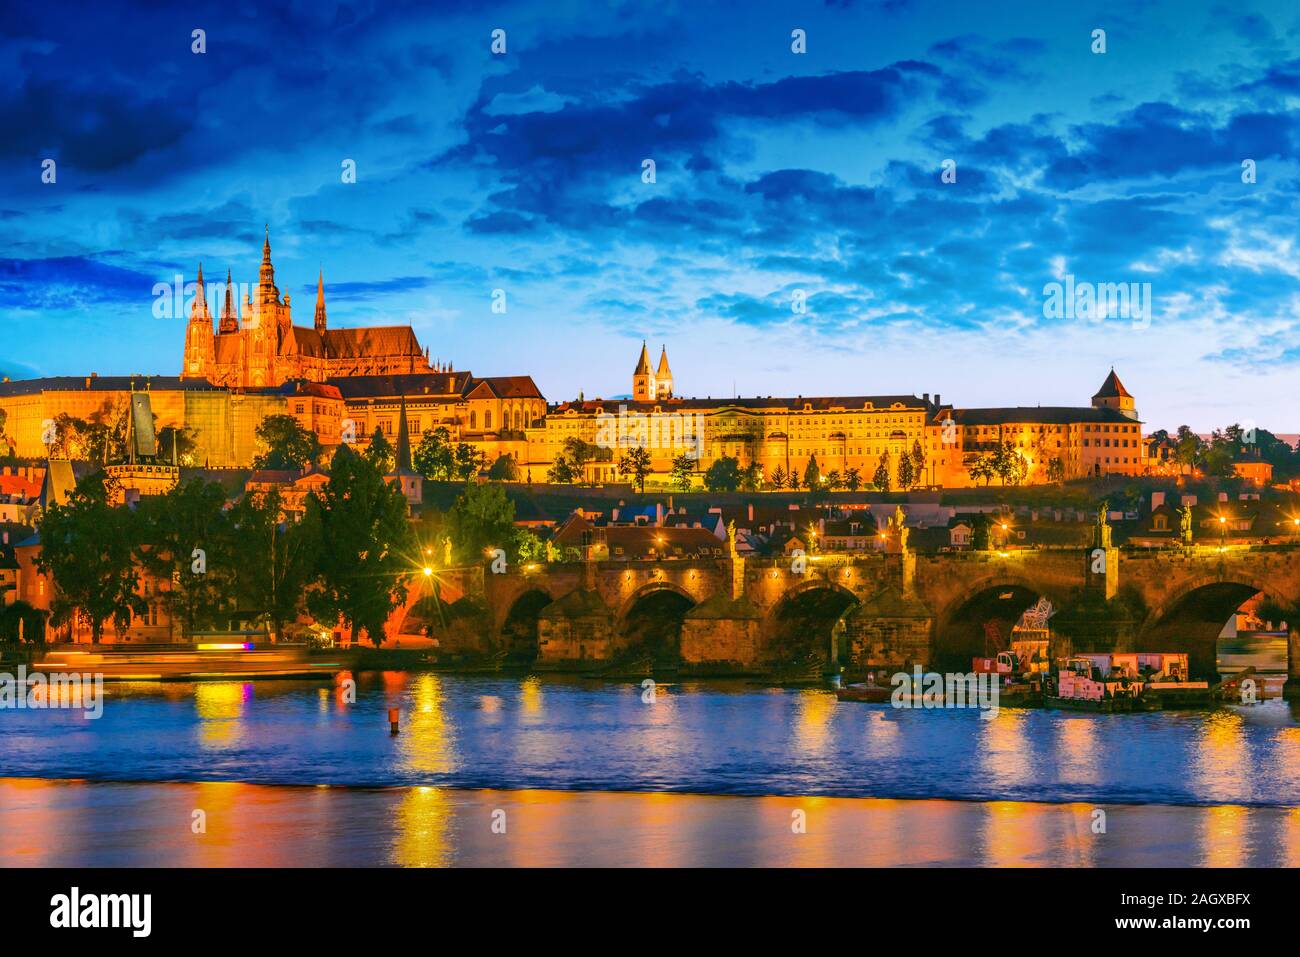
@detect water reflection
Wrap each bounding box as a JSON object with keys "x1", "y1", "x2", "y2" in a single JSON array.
[
  {"x1": 398, "y1": 674, "x2": 456, "y2": 777},
  {"x1": 194, "y1": 682, "x2": 252, "y2": 748}
]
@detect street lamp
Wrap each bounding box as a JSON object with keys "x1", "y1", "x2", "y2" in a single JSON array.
[{"x1": 1218, "y1": 514, "x2": 1227, "y2": 549}]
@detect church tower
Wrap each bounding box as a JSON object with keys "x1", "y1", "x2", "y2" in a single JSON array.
[
  {"x1": 633, "y1": 341, "x2": 655, "y2": 401},
  {"x1": 655, "y1": 345, "x2": 673, "y2": 399},
  {"x1": 314, "y1": 270, "x2": 327, "y2": 333},
  {"x1": 218, "y1": 268, "x2": 239, "y2": 334},
  {"x1": 182, "y1": 264, "x2": 215, "y2": 378},
  {"x1": 1091, "y1": 368, "x2": 1138, "y2": 420}
]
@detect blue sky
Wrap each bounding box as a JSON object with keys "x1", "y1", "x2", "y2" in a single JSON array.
[{"x1": 2, "y1": 0, "x2": 1299, "y2": 432}]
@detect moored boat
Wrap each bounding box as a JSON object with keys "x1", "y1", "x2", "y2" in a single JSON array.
[{"x1": 32, "y1": 643, "x2": 344, "y2": 681}]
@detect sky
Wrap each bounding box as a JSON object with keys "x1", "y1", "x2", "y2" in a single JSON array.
[{"x1": 2, "y1": 0, "x2": 1299, "y2": 432}]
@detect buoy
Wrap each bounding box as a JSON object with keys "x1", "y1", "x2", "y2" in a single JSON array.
[{"x1": 388, "y1": 707, "x2": 400, "y2": 735}]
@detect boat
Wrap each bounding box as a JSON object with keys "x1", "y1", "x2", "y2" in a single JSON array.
[
  {"x1": 835, "y1": 681, "x2": 891, "y2": 703},
  {"x1": 32, "y1": 643, "x2": 345, "y2": 681},
  {"x1": 1044, "y1": 656, "x2": 1160, "y2": 712}
]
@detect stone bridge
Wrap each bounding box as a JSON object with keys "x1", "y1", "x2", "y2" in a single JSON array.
[{"x1": 398, "y1": 544, "x2": 1300, "y2": 679}]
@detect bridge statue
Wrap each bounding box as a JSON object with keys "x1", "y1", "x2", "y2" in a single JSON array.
[
  {"x1": 443, "y1": 536, "x2": 453, "y2": 567},
  {"x1": 1179, "y1": 504, "x2": 1194, "y2": 546},
  {"x1": 890, "y1": 505, "x2": 909, "y2": 551},
  {"x1": 726, "y1": 520, "x2": 738, "y2": 558},
  {"x1": 1093, "y1": 500, "x2": 1112, "y2": 550}
]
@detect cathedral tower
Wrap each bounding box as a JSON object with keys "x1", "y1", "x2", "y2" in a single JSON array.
[
  {"x1": 182, "y1": 264, "x2": 215, "y2": 378},
  {"x1": 314, "y1": 270, "x2": 327, "y2": 333},
  {"x1": 655, "y1": 345, "x2": 673, "y2": 399},
  {"x1": 633, "y1": 341, "x2": 654, "y2": 401},
  {"x1": 1091, "y1": 368, "x2": 1137, "y2": 420}
]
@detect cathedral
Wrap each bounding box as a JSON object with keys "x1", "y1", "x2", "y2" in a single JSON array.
[{"x1": 181, "y1": 230, "x2": 436, "y2": 388}]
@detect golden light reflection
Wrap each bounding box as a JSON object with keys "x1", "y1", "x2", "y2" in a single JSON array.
[
  {"x1": 1193, "y1": 710, "x2": 1249, "y2": 803},
  {"x1": 979, "y1": 800, "x2": 1040, "y2": 866},
  {"x1": 792, "y1": 689, "x2": 835, "y2": 756},
  {"x1": 1055, "y1": 718, "x2": 1100, "y2": 784},
  {"x1": 518, "y1": 675, "x2": 544, "y2": 720},
  {"x1": 392, "y1": 785, "x2": 453, "y2": 867},
  {"x1": 1200, "y1": 804, "x2": 1248, "y2": 867},
  {"x1": 397, "y1": 673, "x2": 456, "y2": 776},
  {"x1": 194, "y1": 682, "x2": 251, "y2": 748},
  {"x1": 1282, "y1": 807, "x2": 1300, "y2": 868},
  {"x1": 979, "y1": 707, "x2": 1029, "y2": 783}
]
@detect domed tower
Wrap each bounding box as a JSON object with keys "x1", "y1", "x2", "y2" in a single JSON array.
[
  {"x1": 655, "y1": 345, "x2": 673, "y2": 399},
  {"x1": 1091, "y1": 368, "x2": 1137, "y2": 420}
]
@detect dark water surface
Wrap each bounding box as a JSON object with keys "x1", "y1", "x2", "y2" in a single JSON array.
[{"x1": 3, "y1": 673, "x2": 1299, "y2": 807}]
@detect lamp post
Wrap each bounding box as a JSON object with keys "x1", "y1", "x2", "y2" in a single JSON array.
[{"x1": 1219, "y1": 514, "x2": 1227, "y2": 549}]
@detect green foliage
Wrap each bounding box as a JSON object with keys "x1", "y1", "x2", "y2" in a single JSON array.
[
  {"x1": 803, "y1": 454, "x2": 821, "y2": 489},
  {"x1": 446, "y1": 479, "x2": 516, "y2": 565},
  {"x1": 511, "y1": 527, "x2": 546, "y2": 564},
  {"x1": 844, "y1": 466, "x2": 862, "y2": 492},
  {"x1": 304, "y1": 446, "x2": 414, "y2": 647},
  {"x1": 741, "y1": 461, "x2": 764, "y2": 492},
  {"x1": 413, "y1": 427, "x2": 455, "y2": 480},
  {"x1": 670, "y1": 453, "x2": 695, "y2": 491},
  {"x1": 911, "y1": 439, "x2": 926, "y2": 485},
  {"x1": 35, "y1": 472, "x2": 143, "y2": 642},
  {"x1": 872, "y1": 450, "x2": 892, "y2": 492},
  {"x1": 618, "y1": 446, "x2": 652, "y2": 492},
  {"x1": 769, "y1": 464, "x2": 787, "y2": 489},
  {"x1": 365, "y1": 427, "x2": 395, "y2": 473},
  {"x1": 897, "y1": 451, "x2": 915, "y2": 490},
  {"x1": 225, "y1": 486, "x2": 321, "y2": 641},
  {"x1": 0, "y1": 600, "x2": 46, "y2": 646},
  {"x1": 134, "y1": 478, "x2": 232, "y2": 639},
  {"x1": 547, "y1": 454, "x2": 579, "y2": 484},
  {"x1": 454, "y1": 442, "x2": 486, "y2": 479},
  {"x1": 253, "y1": 415, "x2": 321, "y2": 471},
  {"x1": 488, "y1": 453, "x2": 520, "y2": 481},
  {"x1": 1046, "y1": 457, "x2": 1066, "y2": 483},
  {"x1": 703, "y1": 455, "x2": 742, "y2": 492}
]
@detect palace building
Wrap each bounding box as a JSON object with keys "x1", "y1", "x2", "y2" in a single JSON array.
[{"x1": 182, "y1": 230, "x2": 435, "y2": 388}]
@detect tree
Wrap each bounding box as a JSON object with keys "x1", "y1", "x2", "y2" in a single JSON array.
[
  {"x1": 969, "y1": 453, "x2": 996, "y2": 486},
  {"x1": 511, "y1": 527, "x2": 546, "y2": 564},
  {"x1": 703, "y1": 456, "x2": 742, "y2": 492},
  {"x1": 253, "y1": 415, "x2": 321, "y2": 471},
  {"x1": 898, "y1": 452, "x2": 915, "y2": 490},
  {"x1": 454, "y1": 443, "x2": 485, "y2": 480},
  {"x1": 803, "y1": 455, "x2": 822, "y2": 489},
  {"x1": 618, "y1": 446, "x2": 652, "y2": 493},
  {"x1": 741, "y1": 461, "x2": 764, "y2": 492},
  {"x1": 305, "y1": 446, "x2": 414, "y2": 647},
  {"x1": 844, "y1": 466, "x2": 862, "y2": 492},
  {"x1": 770, "y1": 464, "x2": 787, "y2": 489},
  {"x1": 134, "y1": 478, "x2": 231, "y2": 640},
  {"x1": 670, "y1": 453, "x2": 695, "y2": 491},
  {"x1": 1046, "y1": 457, "x2": 1065, "y2": 484},
  {"x1": 366, "y1": 427, "x2": 395, "y2": 473},
  {"x1": 156, "y1": 425, "x2": 199, "y2": 466},
  {"x1": 35, "y1": 472, "x2": 143, "y2": 643},
  {"x1": 413, "y1": 427, "x2": 455, "y2": 480},
  {"x1": 446, "y1": 479, "x2": 517, "y2": 565},
  {"x1": 911, "y1": 439, "x2": 927, "y2": 487},
  {"x1": 225, "y1": 487, "x2": 321, "y2": 642},
  {"x1": 824, "y1": 470, "x2": 844, "y2": 491},
  {"x1": 488, "y1": 454, "x2": 520, "y2": 481},
  {"x1": 872, "y1": 451, "x2": 892, "y2": 492},
  {"x1": 0, "y1": 600, "x2": 46, "y2": 647},
  {"x1": 547, "y1": 454, "x2": 578, "y2": 484}
]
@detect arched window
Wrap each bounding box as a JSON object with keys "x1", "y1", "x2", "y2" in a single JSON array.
[{"x1": 470, "y1": 411, "x2": 477, "y2": 430}]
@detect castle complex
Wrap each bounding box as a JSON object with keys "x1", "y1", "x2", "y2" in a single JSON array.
[{"x1": 0, "y1": 232, "x2": 1148, "y2": 488}]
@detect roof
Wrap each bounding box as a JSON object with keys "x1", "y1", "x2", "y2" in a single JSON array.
[
  {"x1": 634, "y1": 342, "x2": 652, "y2": 376},
  {"x1": 329, "y1": 372, "x2": 472, "y2": 399},
  {"x1": 954, "y1": 406, "x2": 1140, "y2": 426},
  {"x1": 0, "y1": 375, "x2": 222, "y2": 397},
  {"x1": 468, "y1": 376, "x2": 545, "y2": 400},
  {"x1": 549, "y1": 394, "x2": 931, "y2": 415},
  {"x1": 1093, "y1": 369, "x2": 1132, "y2": 400},
  {"x1": 322, "y1": 326, "x2": 423, "y2": 359}
]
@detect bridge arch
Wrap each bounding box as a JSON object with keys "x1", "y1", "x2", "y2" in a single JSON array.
[
  {"x1": 767, "y1": 578, "x2": 861, "y2": 669},
  {"x1": 500, "y1": 587, "x2": 555, "y2": 665},
  {"x1": 933, "y1": 574, "x2": 1069, "y2": 672},
  {"x1": 618, "y1": 581, "x2": 697, "y2": 666},
  {"x1": 1140, "y1": 573, "x2": 1289, "y2": 677}
]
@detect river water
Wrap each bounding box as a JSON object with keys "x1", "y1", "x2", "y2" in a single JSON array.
[{"x1": 4, "y1": 673, "x2": 1299, "y2": 866}]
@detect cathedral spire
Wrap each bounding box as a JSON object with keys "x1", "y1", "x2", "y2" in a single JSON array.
[
  {"x1": 190, "y1": 263, "x2": 211, "y2": 320},
  {"x1": 258, "y1": 225, "x2": 279, "y2": 304},
  {"x1": 314, "y1": 269, "x2": 327, "y2": 333},
  {"x1": 395, "y1": 395, "x2": 413, "y2": 472},
  {"x1": 219, "y1": 268, "x2": 237, "y2": 333}
]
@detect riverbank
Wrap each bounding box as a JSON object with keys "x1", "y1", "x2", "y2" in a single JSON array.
[{"x1": 3, "y1": 776, "x2": 1297, "y2": 866}]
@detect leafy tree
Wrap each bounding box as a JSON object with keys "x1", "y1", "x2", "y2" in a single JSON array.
[
  {"x1": 618, "y1": 446, "x2": 652, "y2": 493},
  {"x1": 488, "y1": 453, "x2": 520, "y2": 481},
  {"x1": 803, "y1": 455, "x2": 822, "y2": 489},
  {"x1": 454, "y1": 443, "x2": 486, "y2": 480},
  {"x1": 911, "y1": 439, "x2": 927, "y2": 486},
  {"x1": 703, "y1": 456, "x2": 742, "y2": 492},
  {"x1": 547, "y1": 454, "x2": 578, "y2": 484},
  {"x1": 824, "y1": 469, "x2": 843, "y2": 491},
  {"x1": 670, "y1": 453, "x2": 695, "y2": 491},
  {"x1": 0, "y1": 600, "x2": 46, "y2": 646},
  {"x1": 225, "y1": 487, "x2": 321, "y2": 642},
  {"x1": 156, "y1": 425, "x2": 199, "y2": 466},
  {"x1": 511, "y1": 527, "x2": 546, "y2": 564},
  {"x1": 898, "y1": 452, "x2": 915, "y2": 490},
  {"x1": 741, "y1": 461, "x2": 764, "y2": 492},
  {"x1": 35, "y1": 472, "x2": 143, "y2": 643},
  {"x1": 969, "y1": 453, "x2": 996, "y2": 486},
  {"x1": 413, "y1": 427, "x2": 455, "y2": 480},
  {"x1": 872, "y1": 451, "x2": 892, "y2": 492},
  {"x1": 844, "y1": 466, "x2": 862, "y2": 492},
  {"x1": 253, "y1": 415, "x2": 321, "y2": 471},
  {"x1": 366, "y1": 427, "x2": 395, "y2": 473},
  {"x1": 134, "y1": 479, "x2": 231, "y2": 639},
  {"x1": 304, "y1": 446, "x2": 414, "y2": 647},
  {"x1": 446, "y1": 479, "x2": 517, "y2": 566},
  {"x1": 972, "y1": 515, "x2": 992, "y2": 551},
  {"x1": 1046, "y1": 457, "x2": 1066, "y2": 484}
]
